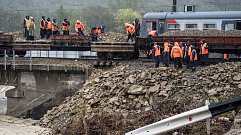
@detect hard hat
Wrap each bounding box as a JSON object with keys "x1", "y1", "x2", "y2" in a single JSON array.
[
  {"x1": 201, "y1": 39, "x2": 205, "y2": 43},
  {"x1": 125, "y1": 23, "x2": 129, "y2": 27}
]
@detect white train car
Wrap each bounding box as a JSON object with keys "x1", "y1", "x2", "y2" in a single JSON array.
[{"x1": 140, "y1": 11, "x2": 241, "y2": 37}]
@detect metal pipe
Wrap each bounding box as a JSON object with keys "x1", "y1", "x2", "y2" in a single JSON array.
[{"x1": 4, "y1": 50, "x2": 6, "y2": 70}]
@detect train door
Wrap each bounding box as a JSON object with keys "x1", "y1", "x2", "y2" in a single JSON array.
[
  {"x1": 236, "y1": 21, "x2": 241, "y2": 30},
  {"x1": 140, "y1": 20, "x2": 157, "y2": 37},
  {"x1": 158, "y1": 22, "x2": 165, "y2": 34},
  {"x1": 222, "y1": 21, "x2": 235, "y2": 31}
]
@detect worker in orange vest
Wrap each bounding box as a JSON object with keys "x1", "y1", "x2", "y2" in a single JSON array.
[
  {"x1": 147, "y1": 30, "x2": 158, "y2": 44},
  {"x1": 152, "y1": 42, "x2": 161, "y2": 68},
  {"x1": 223, "y1": 53, "x2": 228, "y2": 62},
  {"x1": 184, "y1": 41, "x2": 192, "y2": 69},
  {"x1": 23, "y1": 15, "x2": 29, "y2": 38},
  {"x1": 125, "y1": 23, "x2": 135, "y2": 42},
  {"x1": 52, "y1": 18, "x2": 59, "y2": 35},
  {"x1": 200, "y1": 39, "x2": 209, "y2": 66},
  {"x1": 45, "y1": 18, "x2": 52, "y2": 39},
  {"x1": 40, "y1": 16, "x2": 46, "y2": 38},
  {"x1": 75, "y1": 20, "x2": 85, "y2": 35},
  {"x1": 63, "y1": 18, "x2": 70, "y2": 35},
  {"x1": 171, "y1": 42, "x2": 183, "y2": 70},
  {"x1": 162, "y1": 42, "x2": 170, "y2": 67},
  {"x1": 27, "y1": 16, "x2": 35, "y2": 40},
  {"x1": 190, "y1": 45, "x2": 198, "y2": 72}
]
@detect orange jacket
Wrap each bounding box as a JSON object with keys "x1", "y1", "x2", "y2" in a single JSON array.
[
  {"x1": 201, "y1": 43, "x2": 208, "y2": 54},
  {"x1": 52, "y1": 22, "x2": 57, "y2": 31},
  {"x1": 224, "y1": 54, "x2": 228, "y2": 59},
  {"x1": 63, "y1": 21, "x2": 69, "y2": 31},
  {"x1": 46, "y1": 21, "x2": 51, "y2": 30},
  {"x1": 40, "y1": 19, "x2": 46, "y2": 29},
  {"x1": 24, "y1": 18, "x2": 29, "y2": 27},
  {"x1": 125, "y1": 24, "x2": 135, "y2": 35},
  {"x1": 171, "y1": 42, "x2": 183, "y2": 58},
  {"x1": 154, "y1": 45, "x2": 161, "y2": 57},
  {"x1": 148, "y1": 30, "x2": 156, "y2": 36},
  {"x1": 163, "y1": 43, "x2": 170, "y2": 52},
  {"x1": 190, "y1": 49, "x2": 197, "y2": 61},
  {"x1": 29, "y1": 21, "x2": 34, "y2": 30}
]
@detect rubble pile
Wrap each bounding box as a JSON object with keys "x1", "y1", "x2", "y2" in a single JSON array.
[
  {"x1": 161, "y1": 29, "x2": 241, "y2": 37},
  {"x1": 39, "y1": 62, "x2": 241, "y2": 134},
  {"x1": 98, "y1": 32, "x2": 126, "y2": 42}
]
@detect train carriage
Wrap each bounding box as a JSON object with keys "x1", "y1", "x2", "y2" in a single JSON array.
[{"x1": 141, "y1": 11, "x2": 241, "y2": 37}]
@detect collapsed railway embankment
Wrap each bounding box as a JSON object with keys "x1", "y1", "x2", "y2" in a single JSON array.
[{"x1": 39, "y1": 61, "x2": 241, "y2": 135}]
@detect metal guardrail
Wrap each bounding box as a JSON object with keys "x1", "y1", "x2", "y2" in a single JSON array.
[{"x1": 125, "y1": 97, "x2": 241, "y2": 135}]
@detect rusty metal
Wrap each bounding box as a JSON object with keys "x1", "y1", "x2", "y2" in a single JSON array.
[
  {"x1": 91, "y1": 44, "x2": 134, "y2": 52},
  {"x1": 0, "y1": 34, "x2": 13, "y2": 42},
  {"x1": 51, "y1": 35, "x2": 92, "y2": 43},
  {"x1": 12, "y1": 44, "x2": 51, "y2": 51}
]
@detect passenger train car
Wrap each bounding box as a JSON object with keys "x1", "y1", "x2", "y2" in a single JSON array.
[{"x1": 140, "y1": 11, "x2": 241, "y2": 37}]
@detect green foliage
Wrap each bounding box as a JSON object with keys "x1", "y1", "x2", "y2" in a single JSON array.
[
  {"x1": 108, "y1": 0, "x2": 141, "y2": 12},
  {"x1": 81, "y1": 5, "x2": 114, "y2": 33},
  {"x1": 114, "y1": 9, "x2": 142, "y2": 33}
]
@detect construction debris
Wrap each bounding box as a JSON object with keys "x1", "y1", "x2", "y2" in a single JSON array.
[{"x1": 39, "y1": 62, "x2": 241, "y2": 134}]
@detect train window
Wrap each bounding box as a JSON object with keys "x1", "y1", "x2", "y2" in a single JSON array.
[
  {"x1": 225, "y1": 23, "x2": 234, "y2": 31},
  {"x1": 186, "y1": 24, "x2": 197, "y2": 29},
  {"x1": 203, "y1": 24, "x2": 216, "y2": 30},
  {"x1": 145, "y1": 21, "x2": 157, "y2": 31},
  {"x1": 168, "y1": 24, "x2": 180, "y2": 31}
]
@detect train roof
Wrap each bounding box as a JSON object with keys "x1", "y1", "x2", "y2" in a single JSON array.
[{"x1": 143, "y1": 11, "x2": 241, "y2": 20}]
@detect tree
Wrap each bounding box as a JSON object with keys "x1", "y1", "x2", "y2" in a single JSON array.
[
  {"x1": 108, "y1": 0, "x2": 141, "y2": 12},
  {"x1": 114, "y1": 9, "x2": 142, "y2": 33}
]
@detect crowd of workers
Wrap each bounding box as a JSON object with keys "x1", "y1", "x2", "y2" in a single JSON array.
[
  {"x1": 150, "y1": 39, "x2": 209, "y2": 72},
  {"x1": 23, "y1": 15, "x2": 106, "y2": 41}
]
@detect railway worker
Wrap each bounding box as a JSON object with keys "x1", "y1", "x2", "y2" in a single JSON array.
[
  {"x1": 200, "y1": 39, "x2": 209, "y2": 66},
  {"x1": 133, "y1": 18, "x2": 141, "y2": 37},
  {"x1": 75, "y1": 20, "x2": 85, "y2": 35},
  {"x1": 63, "y1": 18, "x2": 70, "y2": 35},
  {"x1": 184, "y1": 41, "x2": 192, "y2": 69},
  {"x1": 40, "y1": 16, "x2": 46, "y2": 38},
  {"x1": 223, "y1": 54, "x2": 228, "y2": 62},
  {"x1": 162, "y1": 42, "x2": 170, "y2": 67},
  {"x1": 179, "y1": 42, "x2": 185, "y2": 58},
  {"x1": 147, "y1": 30, "x2": 158, "y2": 44},
  {"x1": 190, "y1": 45, "x2": 197, "y2": 72},
  {"x1": 23, "y1": 15, "x2": 30, "y2": 38},
  {"x1": 27, "y1": 16, "x2": 35, "y2": 40},
  {"x1": 152, "y1": 42, "x2": 161, "y2": 68},
  {"x1": 52, "y1": 18, "x2": 59, "y2": 35},
  {"x1": 170, "y1": 42, "x2": 183, "y2": 70},
  {"x1": 125, "y1": 23, "x2": 135, "y2": 42},
  {"x1": 46, "y1": 18, "x2": 52, "y2": 39},
  {"x1": 90, "y1": 27, "x2": 98, "y2": 42}
]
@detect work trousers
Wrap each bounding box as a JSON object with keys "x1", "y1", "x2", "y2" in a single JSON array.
[
  {"x1": 126, "y1": 33, "x2": 133, "y2": 42},
  {"x1": 24, "y1": 27, "x2": 29, "y2": 37},
  {"x1": 173, "y1": 57, "x2": 182, "y2": 70},
  {"x1": 201, "y1": 54, "x2": 208, "y2": 66},
  {"x1": 40, "y1": 28, "x2": 46, "y2": 38}
]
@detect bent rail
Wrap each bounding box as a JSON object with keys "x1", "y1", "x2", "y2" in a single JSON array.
[{"x1": 125, "y1": 96, "x2": 241, "y2": 135}]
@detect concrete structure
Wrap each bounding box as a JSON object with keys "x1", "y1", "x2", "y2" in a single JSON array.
[{"x1": 0, "y1": 65, "x2": 89, "y2": 119}]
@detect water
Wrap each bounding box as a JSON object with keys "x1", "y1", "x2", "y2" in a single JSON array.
[{"x1": 0, "y1": 86, "x2": 15, "y2": 115}]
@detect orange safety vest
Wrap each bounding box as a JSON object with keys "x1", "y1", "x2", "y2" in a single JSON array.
[
  {"x1": 224, "y1": 54, "x2": 228, "y2": 59},
  {"x1": 29, "y1": 21, "x2": 34, "y2": 30},
  {"x1": 154, "y1": 45, "x2": 161, "y2": 57},
  {"x1": 63, "y1": 21, "x2": 69, "y2": 31},
  {"x1": 190, "y1": 49, "x2": 197, "y2": 61},
  {"x1": 164, "y1": 45, "x2": 170, "y2": 52},
  {"x1": 24, "y1": 18, "x2": 29, "y2": 27},
  {"x1": 52, "y1": 22, "x2": 57, "y2": 31},
  {"x1": 40, "y1": 19, "x2": 46, "y2": 29},
  {"x1": 97, "y1": 29, "x2": 101, "y2": 34},
  {"x1": 171, "y1": 46, "x2": 183, "y2": 58},
  {"x1": 47, "y1": 21, "x2": 51, "y2": 30},
  {"x1": 126, "y1": 24, "x2": 135, "y2": 35},
  {"x1": 148, "y1": 31, "x2": 156, "y2": 36},
  {"x1": 201, "y1": 43, "x2": 208, "y2": 54},
  {"x1": 185, "y1": 46, "x2": 192, "y2": 56}
]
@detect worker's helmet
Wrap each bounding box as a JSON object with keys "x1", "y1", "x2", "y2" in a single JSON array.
[
  {"x1": 187, "y1": 41, "x2": 190, "y2": 45},
  {"x1": 47, "y1": 18, "x2": 50, "y2": 21},
  {"x1": 53, "y1": 18, "x2": 56, "y2": 22},
  {"x1": 125, "y1": 23, "x2": 128, "y2": 27},
  {"x1": 201, "y1": 39, "x2": 205, "y2": 43},
  {"x1": 26, "y1": 15, "x2": 29, "y2": 19},
  {"x1": 42, "y1": 16, "x2": 45, "y2": 19},
  {"x1": 64, "y1": 18, "x2": 67, "y2": 21}
]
